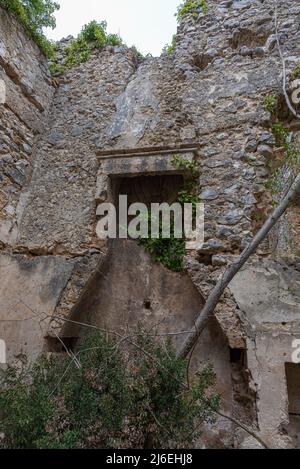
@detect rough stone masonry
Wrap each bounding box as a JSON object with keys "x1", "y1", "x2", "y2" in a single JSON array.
[{"x1": 0, "y1": 0, "x2": 300, "y2": 449}]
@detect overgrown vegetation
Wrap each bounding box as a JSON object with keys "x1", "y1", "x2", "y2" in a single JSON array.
[
  {"x1": 263, "y1": 94, "x2": 278, "y2": 114},
  {"x1": 162, "y1": 35, "x2": 177, "y2": 55},
  {"x1": 176, "y1": 0, "x2": 208, "y2": 23},
  {"x1": 0, "y1": 330, "x2": 219, "y2": 449},
  {"x1": 50, "y1": 20, "x2": 123, "y2": 75},
  {"x1": 292, "y1": 61, "x2": 300, "y2": 80},
  {"x1": 139, "y1": 156, "x2": 199, "y2": 272},
  {"x1": 260, "y1": 91, "x2": 300, "y2": 198},
  {"x1": 265, "y1": 120, "x2": 300, "y2": 196},
  {"x1": 0, "y1": 0, "x2": 59, "y2": 58}
]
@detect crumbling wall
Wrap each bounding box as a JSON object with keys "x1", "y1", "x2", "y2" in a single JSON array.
[
  {"x1": 230, "y1": 258, "x2": 300, "y2": 448},
  {"x1": 0, "y1": 7, "x2": 54, "y2": 247}
]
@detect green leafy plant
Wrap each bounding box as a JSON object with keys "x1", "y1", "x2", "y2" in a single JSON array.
[
  {"x1": 139, "y1": 156, "x2": 199, "y2": 272},
  {"x1": 263, "y1": 95, "x2": 278, "y2": 114},
  {"x1": 171, "y1": 154, "x2": 199, "y2": 177},
  {"x1": 140, "y1": 226, "x2": 187, "y2": 272},
  {"x1": 49, "y1": 62, "x2": 66, "y2": 76},
  {"x1": 292, "y1": 61, "x2": 300, "y2": 80},
  {"x1": 0, "y1": 0, "x2": 59, "y2": 58},
  {"x1": 0, "y1": 330, "x2": 219, "y2": 449},
  {"x1": 106, "y1": 33, "x2": 123, "y2": 46},
  {"x1": 51, "y1": 20, "x2": 123, "y2": 74},
  {"x1": 162, "y1": 35, "x2": 177, "y2": 55},
  {"x1": 265, "y1": 123, "x2": 300, "y2": 195},
  {"x1": 176, "y1": 0, "x2": 208, "y2": 23},
  {"x1": 272, "y1": 122, "x2": 289, "y2": 147}
]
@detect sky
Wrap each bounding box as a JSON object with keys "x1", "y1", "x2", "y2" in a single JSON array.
[{"x1": 45, "y1": 0, "x2": 181, "y2": 57}]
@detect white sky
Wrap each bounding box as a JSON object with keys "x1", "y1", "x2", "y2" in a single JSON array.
[{"x1": 45, "y1": 0, "x2": 181, "y2": 56}]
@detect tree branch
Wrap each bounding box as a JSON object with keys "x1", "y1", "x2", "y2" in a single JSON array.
[{"x1": 275, "y1": 1, "x2": 300, "y2": 119}]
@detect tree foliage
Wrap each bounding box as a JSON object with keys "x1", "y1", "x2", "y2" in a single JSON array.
[
  {"x1": 0, "y1": 0, "x2": 59, "y2": 57},
  {"x1": 0, "y1": 330, "x2": 219, "y2": 449}
]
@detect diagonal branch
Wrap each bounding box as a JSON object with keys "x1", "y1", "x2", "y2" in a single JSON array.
[{"x1": 177, "y1": 172, "x2": 300, "y2": 360}]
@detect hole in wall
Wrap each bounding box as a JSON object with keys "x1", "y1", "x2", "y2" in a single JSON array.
[
  {"x1": 284, "y1": 363, "x2": 300, "y2": 448},
  {"x1": 197, "y1": 253, "x2": 213, "y2": 266},
  {"x1": 191, "y1": 54, "x2": 213, "y2": 71},
  {"x1": 109, "y1": 174, "x2": 185, "y2": 241},
  {"x1": 229, "y1": 347, "x2": 245, "y2": 364},
  {"x1": 229, "y1": 29, "x2": 269, "y2": 49},
  {"x1": 112, "y1": 174, "x2": 184, "y2": 208}
]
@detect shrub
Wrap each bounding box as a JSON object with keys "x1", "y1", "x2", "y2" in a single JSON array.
[
  {"x1": 52, "y1": 20, "x2": 123, "y2": 74},
  {"x1": 49, "y1": 62, "x2": 66, "y2": 76},
  {"x1": 0, "y1": 0, "x2": 59, "y2": 58},
  {"x1": 0, "y1": 330, "x2": 219, "y2": 449},
  {"x1": 176, "y1": 0, "x2": 208, "y2": 23},
  {"x1": 107, "y1": 33, "x2": 123, "y2": 46},
  {"x1": 140, "y1": 228, "x2": 187, "y2": 272},
  {"x1": 80, "y1": 20, "x2": 107, "y2": 46}
]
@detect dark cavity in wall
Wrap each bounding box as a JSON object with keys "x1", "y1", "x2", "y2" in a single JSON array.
[
  {"x1": 229, "y1": 28, "x2": 269, "y2": 49},
  {"x1": 112, "y1": 174, "x2": 184, "y2": 208},
  {"x1": 284, "y1": 363, "x2": 300, "y2": 448},
  {"x1": 58, "y1": 173, "x2": 206, "y2": 352}
]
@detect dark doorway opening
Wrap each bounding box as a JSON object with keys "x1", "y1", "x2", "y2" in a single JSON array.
[
  {"x1": 112, "y1": 174, "x2": 184, "y2": 208},
  {"x1": 285, "y1": 363, "x2": 300, "y2": 448}
]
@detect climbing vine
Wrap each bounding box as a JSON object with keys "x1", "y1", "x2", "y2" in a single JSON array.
[
  {"x1": 0, "y1": 0, "x2": 59, "y2": 58},
  {"x1": 139, "y1": 156, "x2": 199, "y2": 272}
]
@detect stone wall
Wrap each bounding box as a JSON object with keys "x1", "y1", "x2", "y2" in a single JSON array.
[
  {"x1": 0, "y1": 7, "x2": 54, "y2": 247},
  {"x1": 0, "y1": 0, "x2": 300, "y2": 449}
]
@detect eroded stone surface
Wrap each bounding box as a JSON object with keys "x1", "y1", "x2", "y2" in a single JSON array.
[{"x1": 0, "y1": 0, "x2": 300, "y2": 449}]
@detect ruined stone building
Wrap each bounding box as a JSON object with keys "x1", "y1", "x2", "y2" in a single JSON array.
[{"x1": 0, "y1": 0, "x2": 300, "y2": 449}]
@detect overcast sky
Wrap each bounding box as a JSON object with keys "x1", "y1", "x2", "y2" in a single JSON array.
[{"x1": 45, "y1": 0, "x2": 181, "y2": 56}]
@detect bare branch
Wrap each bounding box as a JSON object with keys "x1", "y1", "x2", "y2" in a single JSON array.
[
  {"x1": 177, "y1": 173, "x2": 300, "y2": 360},
  {"x1": 275, "y1": 1, "x2": 300, "y2": 119}
]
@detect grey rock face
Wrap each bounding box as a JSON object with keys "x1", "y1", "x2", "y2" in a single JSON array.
[{"x1": 218, "y1": 209, "x2": 244, "y2": 225}]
